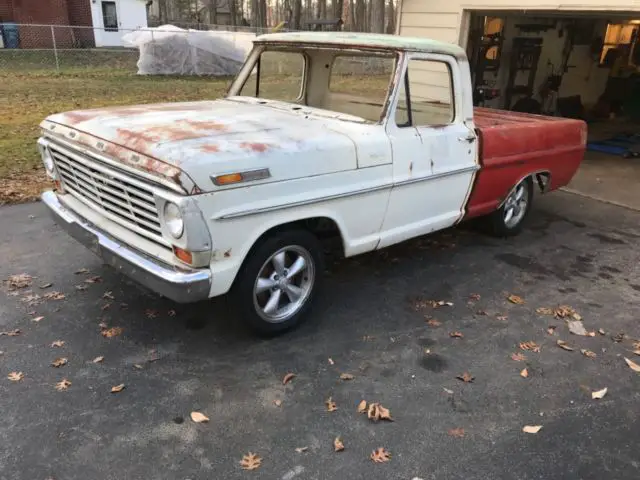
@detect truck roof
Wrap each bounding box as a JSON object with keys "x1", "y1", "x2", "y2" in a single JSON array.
[{"x1": 254, "y1": 31, "x2": 466, "y2": 58}]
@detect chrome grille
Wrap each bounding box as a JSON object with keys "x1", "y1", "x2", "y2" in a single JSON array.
[{"x1": 49, "y1": 143, "x2": 169, "y2": 247}]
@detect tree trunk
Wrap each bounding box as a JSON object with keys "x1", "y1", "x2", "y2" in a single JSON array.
[
  {"x1": 208, "y1": 0, "x2": 218, "y2": 24},
  {"x1": 333, "y1": 0, "x2": 344, "y2": 22},
  {"x1": 355, "y1": 0, "x2": 364, "y2": 31},
  {"x1": 259, "y1": 0, "x2": 267, "y2": 28},
  {"x1": 371, "y1": 0, "x2": 384, "y2": 33},
  {"x1": 385, "y1": 0, "x2": 394, "y2": 33},
  {"x1": 292, "y1": 0, "x2": 302, "y2": 29},
  {"x1": 229, "y1": 0, "x2": 237, "y2": 26},
  {"x1": 251, "y1": 0, "x2": 259, "y2": 26}
]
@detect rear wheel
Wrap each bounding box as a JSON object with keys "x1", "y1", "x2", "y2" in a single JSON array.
[
  {"x1": 233, "y1": 229, "x2": 324, "y2": 335},
  {"x1": 486, "y1": 178, "x2": 533, "y2": 237}
]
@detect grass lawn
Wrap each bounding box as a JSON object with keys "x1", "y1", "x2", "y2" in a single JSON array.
[{"x1": 0, "y1": 69, "x2": 231, "y2": 204}]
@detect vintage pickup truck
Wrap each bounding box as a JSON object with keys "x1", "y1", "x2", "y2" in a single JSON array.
[{"x1": 38, "y1": 32, "x2": 586, "y2": 334}]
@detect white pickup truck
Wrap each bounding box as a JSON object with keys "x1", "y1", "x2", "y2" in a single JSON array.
[{"x1": 39, "y1": 32, "x2": 585, "y2": 334}]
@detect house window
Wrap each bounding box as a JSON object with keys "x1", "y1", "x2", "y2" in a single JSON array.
[
  {"x1": 102, "y1": 1, "x2": 118, "y2": 32},
  {"x1": 600, "y1": 23, "x2": 638, "y2": 65}
]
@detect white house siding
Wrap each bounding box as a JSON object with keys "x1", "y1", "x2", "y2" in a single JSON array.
[
  {"x1": 398, "y1": 0, "x2": 640, "y2": 97},
  {"x1": 91, "y1": 0, "x2": 148, "y2": 47}
]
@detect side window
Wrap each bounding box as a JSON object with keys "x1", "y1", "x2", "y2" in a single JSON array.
[
  {"x1": 102, "y1": 1, "x2": 118, "y2": 32},
  {"x1": 240, "y1": 51, "x2": 305, "y2": 103},
  {"x1": 395, "y1": 59, "x2": 455, "y2": 127}
]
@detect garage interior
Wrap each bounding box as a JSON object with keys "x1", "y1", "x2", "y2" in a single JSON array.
[{"x1": 465, "y1": 12, "x2": 640, "y2": 210}]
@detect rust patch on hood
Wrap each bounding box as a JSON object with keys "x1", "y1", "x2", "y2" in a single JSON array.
[
  {"x1": 200, "y1": 144, "x2": 220, "y2": 153},
  {"x1": 239, "y1": 142, "x2": 270, "y2": 153},
  {"x1": 184, "y1": 119, "x2": 227, "y2": 131}
]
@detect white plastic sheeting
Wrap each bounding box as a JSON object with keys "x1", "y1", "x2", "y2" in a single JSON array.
[{"x1": 122, "y1": 25, "x2": 256, "y2": 76}]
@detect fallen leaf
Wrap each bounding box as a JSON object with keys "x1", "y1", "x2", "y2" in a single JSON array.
[
  {"x1": 507, "y1": 294, "x2": 525, "y2": 305},
  {"x1": 522, "y1": 425, "x2": 542, "y2": 434},
  {"x1": 613, "y1": 333, "x2": 625, "y2": 343},
  {"x1": 624, "y1": 357, "x2": 640, "y2": 373},
  {"x1": 144, "y1": 309, "x2": 158, "y2": 319},
  {"x1": 450, "y1": 331, "x2": 464, "y2": 338},
  {"x1": 51, "y1": 357, "x2": 68, "y2": 368},
  {"x1": 328, "y1": 357, "x2": 334, "y2": 365},
  {"x1": 55, "y1": 378, "x2": 72, "y2": 391},
  {"x1": 75, "y1": 284, "x2": 88, "y2": 291},
  {"x1": 456, "y1": 372, "x2": 474, "y2": 383},
  {"x1": 357, "y1": 400, "x2": 367, "y2": 413},
  {"x1": 496, "y1": 315, "x2": 508, "y2": 321},
  {"x1": 326, "y1": 397, "x2": 337, "y2": 412},
  {"x1": 39, "y1": 283, "x2": 52, "y2": 289},
  {"x1": 598, "y1": 328, "x2": 606, "y2": 335},
  {"x1": 426, "y1": 318, "x2": 442, "y2": 327},
  {"x1": 273, "y1": 399, "x2": 282, "y2": 407},
  {"x1": 554, "y1": 305, "x2": 580, "y2": 320},
  {"x1": 547, "y1": 326, "x2": 556, "y2": 335},
  {"x1": 367, "y1": 402, "x2": 393, "y2": 421},
  {"x1": 633, "y1": 350, "x2": 640, "y2": 356},
  {"x1": 92, "y1": 356, "x2": 104, "y2": 363},
  {"x1": 295, "y1": 446, "x2": 308, "y2": 453},
  {"x1": 190, "y1": 411, "x2": 209, "y2": 423},
  {"x1": 587, "y1": 331, "x2": 596, "y2": 337},
  {"x1": 443, "y1": 387, "x2": 454, "y2": 394},
  {"x1": 536, "y1": 307, "x2": 554, "y2": 315},
  {"x1": 101, "y1": 303, "x2": 111, "y2": 311},
  {"x1": 31, "y1": 316, "x2": 44, "y2": 323},
  {"x1": 5, "y1": 273, "x2": 33, "y2": 290},
  {"x1": 43, "y1": 291, "x2": 65, "y2": 301},
  {"x1": 340, "y1": 373, "x2": 354, "y2": 381},
  {"x1": 520, "y1": 368, "x2": 529, "y2": 378},
  {"x1": 469, "y1": 293, "x2": 481, "y2": 301},
  {"x1": 0, "y1": 329, "x2": 21, "y2": 337},
  {"x1": 581, "y1": 349, "x2": 597, "y2": 358},
  {"x1": 476, "y1": 310, "x2": 488, "y2": 316},
  {"x1": 632, "y1": 341, "x2": 640, "y2": 350},
  {"x1": 592, "y1": 387, "x2": 608, "y2": 399},
  {"x1": 101, "y1": 327, "x2": 123, "y2": 338},
  {"x1": 370, "y1": 447, "x2": 391, "y2": 463},
  {"x1": 103, "y1": 291, "x2": 115, "y2": 300},
  {"x1": 133, "y1": 364, "x2": 143, "y2": 370},
  {"x1": 519, "y1": 341, "x2": 540, "y2": 353},
  {"x1": 240, "y1": 453, "x2": 262, "y2": 470},
  {"x1": 282, "y1": 373, "x2": 296, "y2": 385},
  {"x1": 334, "y1": 436, "x2": 344, "y2": 452},
  {"x1": 7, "y1": 372, "x2": 24, "y2": 382},
  {"x1": 448, "y1": 427, "x2": 465, "y2": 438},
  {"x1": 567, "y1": 320, "x2": 588, "y2": 336},
  {"x1": 98, "y1": 322, "x2": 108, "y2": 330},
  {"x1": 557, "y1": 340, "x2": 574, "y2": 351},
  {"x1": 511, "y1": 352, "x2": 526, "y2": 362},
  {"x1": 50, "y1": 340, "x2": 65, "y2": 348},
  {"x1": 111, "y1": 383, "x2": 125, "y2": 393},
  {"x1": 74, "y1": 268, "x2": 89, "y2": 274},
  {"x1": 84, "y1": 275, "x2": 102, "y2": 283}
]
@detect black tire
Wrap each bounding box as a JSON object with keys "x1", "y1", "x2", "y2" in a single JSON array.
[
  {"x1": 232, "y1": 229, "x2": 324, "y2": 336},
  {"x1": 486, "y1": 178, "x2": 534, "y2": 237}
]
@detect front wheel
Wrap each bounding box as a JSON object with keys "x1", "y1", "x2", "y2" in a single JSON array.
[
  {"x1": 486, "y1": 178, "x2": 533, "y2": 237},
  {"x1": 232, "y1": 229, "x2": 324, "y2": 335}
]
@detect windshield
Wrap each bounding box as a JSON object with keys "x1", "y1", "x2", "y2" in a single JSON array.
[{"x1": 230, "y1": 46, "x2": 397, "y2": 123}]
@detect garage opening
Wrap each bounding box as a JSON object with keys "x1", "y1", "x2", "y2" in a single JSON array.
[{"x1": 465, "y1": 11, "x2": 640, "y2": 209}]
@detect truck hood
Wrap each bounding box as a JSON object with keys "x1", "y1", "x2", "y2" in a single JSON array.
[{"x1": 43, "y1": 99, "x2": 360, "y2": 193}]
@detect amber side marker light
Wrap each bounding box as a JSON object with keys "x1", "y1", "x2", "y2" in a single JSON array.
[
  {"x1": 211, "y1": 168, "x2": 271, "y2": 186},
  {"x1": 214, "y1": 173, "x2": 243, "y2": 185},
  {"x1": 173, "y1": 246, "x2": 193, "y2": 265}
]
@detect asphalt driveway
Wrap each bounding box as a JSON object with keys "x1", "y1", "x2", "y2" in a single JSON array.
[{"x1": 0, "y1": 191, "x2": 639, "y2": 480}]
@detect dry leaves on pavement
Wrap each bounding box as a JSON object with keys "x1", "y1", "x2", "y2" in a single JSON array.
[
  {"x1": 101, "y1": 327, "x2": 123, "y2": 338},
  {"x1": 55, "y1": 379, "x2": 71, "y2": 391},
  {"x1": 273, "y1": 399, "x2": 282, "y2": 407},
  {"x1": 519, "y1": 341, "x2": 540, "y2": 353},
  {"x1": 92, "y1": 356, "x2": 104, "y2": 363},
  {"x1": 522, "y1": 425, "x2": 542, "y2": 434},
  {"x1": 339, "y1": 373, "x2": 354, "y2": 381},
  {"x1": 31, "y1": 316, "x2": 44, "y2": 323},
  {"x1": 456, "y1": 372, "x2": 474, "y2": 383},
  {"x1": 5, "y1": 273, "x2": 33, "y2": 290},
  {"x1": 144, "y1": 309, "x2": 158, "y2": 319},
  {"x1": 613, "y1": 333, "x2": 626, "y2": 343},
  {"x1": 74, "y1": 268, "x2": 89, "y2": 274},
  {"x1": 599, "y1": 328, "x2": 606, "y2": 335},
  {"x1": 0, "y1": 329, "x2": 21, "y2": 337},
  {"x1": 7, "y1": 372, "x2": 24, "y2": 382},
  {"x1": 426, "y1": 318, "x2": 442, "y2": 327},
  {"x1": 624, "y1": 357, "x2": 640, "y2": 373},
  {"x1": 326, "y1": 397, "x2": 337, "y2": 412},
  {"x1": 240, "y1": 453, "x2": 262, "y2": 470},
  {"x1": 51, "y1": 357, "x2": 68, "y2": 368},
  {"x1": 43, "y1": 291, "x2": 65, "y2": 301},
  {"x1": 567, "y1": 320, "x2": 588, "y2": 336},
  {"x1": 282, "y1": 373, "x2": 296, "y2": 385},
  {"x1": 557, "y1": 340, "x2": 574, "y2": 351},
  {"x1": 84, "y1": 275, "x2": 102, "y2": 283},
  {"x1": 190, "y1": 411, "x2": 209, "y2": 423},
  {"x1": 111, "y1": 383, "x2": 125, "y2": 393},
  {"x1": 507, "y1": 294, "x2": 525, "y2": 305},
  {"x1": 449, "y1": 331, "x2": 464, "y2": 338},
  {"x1": 103, "y1": 291, "x2": 115, "y2": 301},
  {"x1": 555, "y1": 305, "x2": 581, "y2": 320},
  {"x1": 547, "y1": 326, "x2": 556, "y2": 335},
  {"x1": 536, "y1": 307, "x2": 554, "y2": 315},
  {"x1": 448, "y1": 427, "x2": 465, "y2": 438},
  {"x1": 520, "y1": 368, "x2": 529, "y2": 378},
  {"x1": 581, "y1": 349, "x2": 597, "y2": 358},
  {"x1": 334, "y1": 437, "x2": 344, "y2": 452},
  {"x1": 39, "y1": 283, "x2": 52, "y2": 289},
  {"x1": 367, "y1": 403, "x2": 393, "y2": 422},
  {"x1": 75, "y1": 285, "x2": 88, "y2": 291},
  {"x1": 295, "y1": 447, "x2": 308, "y2": 453},
  {"x1": 328, "y1": 358, "x2": 334, "y2": 365},
  {"x1": 50, "y1": 340, "x2": 65, "y2": 347},
  {"x1": 469, "y1": 293, "x2": 481, "y2": 301},
  {"x1": 496, "y1": 315, "x2": 508, "y2": 321},
  {"x1": 370, "y1": 447, "x2": 391, "y2": 463},
  {"x1": 357, "y1": 400, "x2": 367, "y2": 413},
  {"x1": 511, "y1": 352, "x2": 526, "y2": 362},
  {"x1": 592, "y1": 388, "x2": 608, "y2": 399}
]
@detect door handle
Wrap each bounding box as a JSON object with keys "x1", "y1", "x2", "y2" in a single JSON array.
[{"x1": 458, "y1": 135, "x2": 476, "y2": 143}]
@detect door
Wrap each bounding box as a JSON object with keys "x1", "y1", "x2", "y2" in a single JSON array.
[
  {"x1": 98, "y1": 0, "x2": 122, "y2": 46},
  {"x1": 378, "y1": 53, "x2": 478, "y2": 249}
]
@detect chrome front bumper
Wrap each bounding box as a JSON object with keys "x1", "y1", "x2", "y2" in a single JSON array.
[{"x1": 41, "y1": 191, "x2": 212, "y2": 303}]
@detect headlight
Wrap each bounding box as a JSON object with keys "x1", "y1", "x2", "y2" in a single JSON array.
[
  {"x1": 164, "y1": 202, "x2": 184, "y2": 238},
  {"x1": 42, "y1": 147, "x2": 55, "y2": 174}
]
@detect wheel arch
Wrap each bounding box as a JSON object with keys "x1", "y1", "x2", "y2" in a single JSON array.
[{"x1": 498, "y1": 170, "x2": 550, "y2": 209}]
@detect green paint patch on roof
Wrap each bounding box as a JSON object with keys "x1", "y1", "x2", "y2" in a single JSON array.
[{"x1": 255, "y1": 31, "x2": 465, "y2": 56}]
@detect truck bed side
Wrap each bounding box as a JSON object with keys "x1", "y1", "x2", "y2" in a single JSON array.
[{"x1": 464, "y1": 108, "x2": 587, "y2": 220}]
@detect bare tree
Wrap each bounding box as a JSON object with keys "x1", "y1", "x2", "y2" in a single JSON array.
[
  {"x1": 385, "y1": 0, "x2": 395, "y2": 33},
  {"x1": 292, "y1": 0, "x2": 302, "y2": 29},
  {"x1": 208, "y1": 0, "x2": 218, "y2": 24},
  {"x1": 370, "y1": 0, "x2": 384, "y2": 33},
  {"x1": 354, "y1": 0, "x2": 365, "y2": 31}
]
